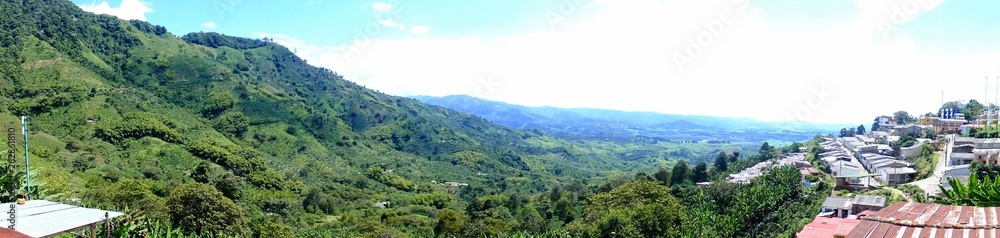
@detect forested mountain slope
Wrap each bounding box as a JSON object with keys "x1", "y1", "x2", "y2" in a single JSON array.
[
  {"x1": 0, "y1": 0, "x2": 665, "y2": 236},
  {"x1": 0, "y1": 1, "x2": 822, "y2": 237}
]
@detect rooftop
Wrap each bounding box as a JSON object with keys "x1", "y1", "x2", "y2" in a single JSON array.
[
  {"x1": 0, "y1": 200, "x2": 123, "y2": 238},
  {"x1": 852, "y1": 195, "x2": 888, "y2": 208},
  {"x1": 846, "y1": 202, "x2": 1000, "y2": 237},
  {"x1": 797, "y1": 216, "x2": 862, "y2": 238},
  {"x1": 879, "y1": 167, "x2": 917, "y2": 175},
  {"x1": 822, "y1": 196, "x2": 854, "y2": 210}
]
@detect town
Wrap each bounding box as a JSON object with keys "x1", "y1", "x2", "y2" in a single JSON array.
[{"x1": 741, "y1": 106, "x2": 1000, "y2": 237}]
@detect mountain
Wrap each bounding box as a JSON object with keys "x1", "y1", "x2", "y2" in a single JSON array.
[
  {"x1": 0, "y1": 1, "x2": 669, "y2": 236},
  {"x1": 413, "y1": 95, "x2": 851, "y2": 142}
]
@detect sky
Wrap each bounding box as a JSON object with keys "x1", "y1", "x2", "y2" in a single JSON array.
[{"x1": 70, "y1": 0, "x2": 1000, "y2": 125}]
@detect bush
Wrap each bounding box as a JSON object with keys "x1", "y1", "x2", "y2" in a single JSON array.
[{"x1": 167, "y1": 183, "x2": 247, "y2": 236}]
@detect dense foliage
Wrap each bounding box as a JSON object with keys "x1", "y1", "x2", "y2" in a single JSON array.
[{"x1": 938, "y1": 172, "x2": 1000, "y2": 207}]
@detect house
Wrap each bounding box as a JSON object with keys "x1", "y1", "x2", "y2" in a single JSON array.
[
  {"x1": 821, "y1": 196, "x2": 854, "y2": 218},
  {"x1": 854, "y1": 135, "x2": 875, "y2": 145},
  {"x1": 819, "y1": 195, "x2": 889, "y2": 220},
  {"x1": 796, "y1": 216, "x2": 862, "y2": 238},
  {"x1": 854, "y1": 145, "x2": 878, "y2": 154},
  {"x1": 443, "y1": 182, "x2": 469, "y2": 187},
  {"x1": 850, "y1": 195, "x2": 888, "y2": 214},
  {"x1": 829, "y1": 161, "x2": 862, "y2": 177},
  {"x1": 973, "y1": 138, "x2": 1000, "y2": 162},
  {"x1": 933, "y1": 118, "x2": 966, "y2": 134},
  {"x1": 898, "y1": 141, "x2": 923, "y2": 159},
  {"x1": 847, "y1": 202, "x2": 1000, "y2": 237},
  {"x1": 878, "y1": 167, "x2": 917, "y2": 186},
  {"x1": 875, "y1": 116, "x2": 896, "y2": 131},
  {"x1": 918, "y1": 116, "x2": 936, "y2": 126},
  {"x1": 961, "y1": 124, "x2": 983, "y2": 134},
  {"x1": 949, "y1": 137, "x2": 976, "y2": 165},
  {"x1": 373, "y1": 201, "x2": 391, "y2": 208},
  {"x1": 875, "y1": 144, "x2": 893, "y2": 155},
  {"x1": 891, "y1": 124, "x2": 924, "y2": 137}
]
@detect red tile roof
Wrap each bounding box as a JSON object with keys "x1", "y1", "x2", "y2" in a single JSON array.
[
  {"x1": 0, "y1": 228, "x2": 30, "y2": 238},
  {"x1": 847, "y1": 202, "x2": 1000, "y2": 238},
  {"x1": 797, "y1": 216, "x2": 862, "y2": 238}
]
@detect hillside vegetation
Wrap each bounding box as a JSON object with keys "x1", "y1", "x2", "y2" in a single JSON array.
[{"x1": 0, "y1": 1, "x2": 820, "y2": 237}]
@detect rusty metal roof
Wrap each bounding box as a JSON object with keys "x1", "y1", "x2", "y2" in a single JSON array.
[{"x1": 846, "y1": 202, "x2": 1000, "y2": 238}]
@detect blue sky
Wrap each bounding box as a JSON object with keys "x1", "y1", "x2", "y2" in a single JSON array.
[{"x1": 72, "y1": 0, "x2": 1000, "y2": 125}]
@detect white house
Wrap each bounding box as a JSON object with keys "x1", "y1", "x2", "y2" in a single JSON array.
[{"x1": 876, "y1": 116, "x2": 897, "y2": 130}]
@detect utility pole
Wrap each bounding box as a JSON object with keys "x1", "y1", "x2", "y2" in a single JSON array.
[{"x1": 21, "y1": 116, "x2": 29, "y2": 200}]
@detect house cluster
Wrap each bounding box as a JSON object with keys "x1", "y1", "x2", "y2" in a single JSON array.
[
  {"x1": 950, "y1": 137, "x2": 1000, "y2": 166},
  {"x1": 817, "y1": 139, "x2": 879, "y2": 188},
  {"x1": 727, "y1": 152, "x2": 818, "y2": 184},
  {"x1": 856, "y1": 153, "x2": 915, "y2": 186}
]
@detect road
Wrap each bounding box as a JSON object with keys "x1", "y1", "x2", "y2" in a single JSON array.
[{"x1": 905, "y1": 134, "x2": 952, "y2": 198}]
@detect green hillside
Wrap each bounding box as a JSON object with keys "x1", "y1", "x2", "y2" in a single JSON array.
[
  {"x1": 0, "y1": 0, "x2": 747, "y2": 237},
  {"x1": 0, "y1": 1, "x2": 825, "y2": 237}
]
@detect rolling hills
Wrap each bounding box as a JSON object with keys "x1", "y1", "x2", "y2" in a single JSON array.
[
  {"x1": 413, "y1": 95, "x2": 850, "y2": 143},
  {"x1": 0, "y1": 0, "x2": 762, "y2": 236}
]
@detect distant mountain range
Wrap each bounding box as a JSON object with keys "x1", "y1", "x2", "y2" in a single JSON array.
[{"x1": 412, "y1": 95, "x2": 854, "y2": 142}]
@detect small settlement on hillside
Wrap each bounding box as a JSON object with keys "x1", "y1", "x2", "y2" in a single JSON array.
[{"x1": 794, "y1": 111, "x2": 1000, "y2": 237}]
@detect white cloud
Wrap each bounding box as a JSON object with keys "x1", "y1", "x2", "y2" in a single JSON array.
[
  {"x1": 372, "y1": 2, "x2": 392, "y2": 12},
  {"x1": 257, "y1": 0, "x2": 991, "y2": 124},
  {"x1": 77, "y1": 0, "x2": 153, "y2": 21},
  {"x1": 201, "y1": 21, "x2": 217, "y2": 29},
  {"x1": 409, "y1": 26, "x2": 430, "y2": 34},
  {"x1": 378, "y1": 19, "x2": 398, "y2": 27}
]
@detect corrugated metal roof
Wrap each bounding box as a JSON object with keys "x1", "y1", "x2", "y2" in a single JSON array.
[
  {"x1": 823, "y1": 196, "x2": 853, "y2": 210},
  {"x1": 797, "y1": 216, "x2": 864, "y2": 238},
  {"x1": 0, "y1": 200, "x2": 124, "y2": 238},
  {"x1": 847, "y1": 202, "x2": 1000, "y2": 238},
  {"x1": 852, "y1": 195, "x2": 887, "y2": 208}
]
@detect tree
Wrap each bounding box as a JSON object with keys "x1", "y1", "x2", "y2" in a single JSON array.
[
  {"x1": 549, "y1": 185, "x2": 563, "y2": 203},
  {"x1": 729, "y1": 151, "x2": 740, "y2": 163},
  {"x1": 653, "y1": 168, "x2": 671, "y2": 186},
  {"x1": 435, "y1": 209, "x2": 464, "y2": 237},
  {"x1": 937, "y1": 172, "x2": 1000, "y2": 207},
  {"x1": 714, "y1": 152, "x2": 729, "y2": 172},
  {"x1": 214, "y1": 172, "x2": 244, "y2": 200},
  {"x1": 692, "y1": 162, "x2": 709, "y2": 182},
  {"x1": 572, "y1": 180, "x2": 685, "y2": 238},
  {"x1": 857, "y1": 124, "x2": 866, "y2": 135},
  {"x1": 940, "y1": 101, "x2": 964, "y2": 116},
  {"x1": 670, "y1": 161, "x2": 690, "y2": 186},
  {"x1": 514, "y1": 204, "x2": 545, "y2": 235},
  {"x1": 190, "y1": 161, "x2": 214, "y2": 183},
  {"x1": 256, "y1": 220, "x2": 294, "y2": 238},
  {"x1": 894, "y1": 111, "x2": 913, "y2": 124},
  {"x1": 840, "y1": 128, "x2": 848, "y2": 137},
  {"x1": 964, "y1": 99, "x2": 984, "y2": 121},
  {"x1": 759, "y1": 142, "x2": 773, "y2": 160},
  {"x1": 167, "y1": 183, "x2": 247, "y2": 236},
  {"x1": 202, "y1": 92, "x2": 237, "y2": 117},
  {"x1": 214, "y1": 111, "x2": 250, "y2": 137},
  {"x1": 923, "y1": 127, "x2": 937, "y2": 140},
  {"x1": 554, "y1": 196, "x2": 575, "y2": 223}
]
